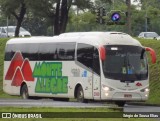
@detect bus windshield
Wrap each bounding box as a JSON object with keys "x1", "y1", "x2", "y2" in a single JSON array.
[{"x1": 102, "y1": 45, "x2": 148, "y2": 81}]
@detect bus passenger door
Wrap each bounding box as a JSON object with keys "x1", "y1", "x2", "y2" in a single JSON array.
[{"x1": 92, "y1": 47, "x2": 101, "y2": 100}]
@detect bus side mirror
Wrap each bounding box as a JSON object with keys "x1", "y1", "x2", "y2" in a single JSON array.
[
  {"x1": 99, "y1": 46, "x2": 106, "y2": 61},
  {"x1": 145, "y1": 47, "x2": 156, "y2": 64}
]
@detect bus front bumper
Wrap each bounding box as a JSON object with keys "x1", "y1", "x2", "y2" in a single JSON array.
[{"x1": 101, "y1": 92, "x2": 149, "y2": 101}]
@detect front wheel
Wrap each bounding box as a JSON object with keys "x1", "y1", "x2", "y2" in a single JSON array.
[
  {"x1": 53, "y1": 98, "x2": 69, "y2": 102},
  {"x1": 76, "y1": 86, "x2": 87, "y2": 103},
  {"x1": 115, "y1": 101, "x2": 126, "y2": 107},
  {"x1": 21, "y1": 84, "x2": 29, "y2": 99}
]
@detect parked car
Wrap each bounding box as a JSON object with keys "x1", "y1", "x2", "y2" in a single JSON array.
[
  {"x1": 0, "y1": 27, "x2": 7, "y2": 38},
  {"x1": 0, "y1": 26, "x2": 31, "y2": 38},
  {"x1": 138, "y1": 32, "x2": 159, "y2": 39},
  {"x1": 156, "y1": 36, "x2": 160, "y2": 40}
]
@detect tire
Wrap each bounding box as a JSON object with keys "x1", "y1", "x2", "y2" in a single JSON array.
[
  {"x1": 21, "y1": 84, "x2": 29, "y2": 99},
  {"x1": 76, "y1": 86, "x2": 87, "y2": 103},
  {"x1": 53, "y1": 98, "x2": 69, "y2": 102},
  {"x1": 115, "y1": 101, "x2": 126, "y2": 107}
]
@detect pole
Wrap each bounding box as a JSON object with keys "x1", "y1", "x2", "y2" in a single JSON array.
[
  {"x1": 126, "y1": 0, "x2": 131, "y2": 35},
  {"x1": 145, "y1": 11, "x2": 148, "y2": 32},
  {"x1": 76, "y1": 6, "x2": 79, "y2": 31},
  {"x1": 112, "y1": 0, "x2": 115, "y2": 10},
  {"x1": 7, "y1": 16, "x2": 8, "y2": 37}
]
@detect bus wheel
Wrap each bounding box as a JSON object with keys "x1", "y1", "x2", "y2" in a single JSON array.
[
  {"x1": 53, "y1": 98, "x2": 69, "y2": 102},
  {"x1": 21, "y1": 84, "x2": 29, "y2": 99},
  {"x1": 76, "y1": 86, "x2": 87, "y2": 103},
  {"x1": 115, "y1": 101, "x2": 126, "y2": 107}
]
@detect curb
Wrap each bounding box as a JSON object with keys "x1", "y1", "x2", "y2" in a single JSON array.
[{"x1": 127, "y1": 102, "x2": 160, "y2": 107}]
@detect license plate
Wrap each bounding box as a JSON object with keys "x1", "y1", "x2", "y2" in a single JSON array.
[{"x1": 124, "y1": 94, "x2": 132, "y2": 98}]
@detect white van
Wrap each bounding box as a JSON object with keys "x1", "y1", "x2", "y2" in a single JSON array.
[{"x1": 0, "y1": 26, "x2": 31, "y2": 38}]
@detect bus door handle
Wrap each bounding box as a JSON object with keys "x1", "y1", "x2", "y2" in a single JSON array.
[{"x1": 94, "y1": 88, "x2": 98, "y2": 90}]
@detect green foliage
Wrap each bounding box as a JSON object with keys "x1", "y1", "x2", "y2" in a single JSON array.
[
  {"x1": 131, "y1": 0, "x2": 160, "y2": 35},
  {"x1": 67, "y1": 12, "x2": 96, "y2": 32},
  {"x1": 0, "y1": 0, "x2": 112, "y2": 35},
  {"x1": 138, "y1": 38, "x2": 160, "y2": 104},
  {"x1": 0, "y1": 38, "x2": 9, "y2": 97},
  {"x1": 67, "y1": 0, "x2": 160, "y2": 36},
  {"x1": 0, "y1": 0, "x2": 22, "y2": 16},
  {"x1": 0, "y1": 0, "x2": 160, "y2": 36}
]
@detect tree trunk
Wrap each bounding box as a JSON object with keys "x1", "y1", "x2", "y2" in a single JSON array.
[
  {"x1": 54, "y1": 0, "x2": 70, "y2": 35},
  {"x1": 14, "y1": 3, "x2": 26, "y2": 37},
  {"x1": 126, "y1": 0, "x2": 131, "y2": 35},
  {"x1": 54, "y1": 0, "x2": 61, "y2": 35},
  {"x1": 60, "y1": 0, "x2": 69, "y2": 34}
]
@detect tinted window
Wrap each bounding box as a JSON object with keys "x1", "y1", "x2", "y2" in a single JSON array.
[
  {"x1": 77, "y1": 43, "x2": 94, "y2": 69},
  {"x1": 93, "y1": 48, "x2": 100, "y2": 75},
  {"x1": 23, "y1": 44, "x2": 39, "y2": 60},
  {"x1": 57, "y1": 43, "x2": 75, "y2": 60},
  {"x1": 103, "y1": 45, "x2": 148, "y2": 81},
  {"x1": 5, "y1": 43, "x2": 75, "y2": 61},
  {"x1": 77, "y1": 43, "x2": 100, "y2": 75},
  {"x1": 5, "y1": 43, "x2": 39, "y2": 61},
  {"x1": 5, "y1": 45, "x2": 15, "y2": 61},
  {"x1": 38, "y1": 43, "x2": 57, "y2": 60}
]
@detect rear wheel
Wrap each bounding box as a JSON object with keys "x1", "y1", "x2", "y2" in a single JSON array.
[
  {"x1": 76, "y1": 86, "x2": 87, "y2": 103},
  {"x1": 115, "y1": 101, "x2": 126, "y2": 107},
  {"x1": 21, "y1": 84, "x2": 29, "y2": 99}
]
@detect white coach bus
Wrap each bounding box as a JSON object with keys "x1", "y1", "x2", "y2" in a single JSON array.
[{"x1": 3, "y1": 32, "x2": 156, "y2": 106}]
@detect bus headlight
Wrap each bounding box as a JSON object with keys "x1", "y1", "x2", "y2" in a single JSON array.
[
  {"x1": 102, "y1": 85, "x2": 114, "y2": 92},
  {"x1": 145, "y1": 94, "x2": 148, "y2": 97},
  {"x1": 141, "y1": 87, "x2": 149, "y2": 92},
  {"x1": 103, "y1": 86, "x2": 109, "y2": 91},
  {"x1": 105, "y1": 93, "x2": 109, "y2": 97}
]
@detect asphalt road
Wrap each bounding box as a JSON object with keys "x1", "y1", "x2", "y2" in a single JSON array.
[
  {"x1": 124, "y1": 104, "x2": 160, "y2": 112},
  {"x1": 0, "y1": 99, "x2": 160, "y2": 112},
  {"x1": 0, "y1": 99, "x2": 112, "y2": 108}
]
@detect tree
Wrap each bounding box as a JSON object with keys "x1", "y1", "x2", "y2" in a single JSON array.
[
  {"x1": 27, "y1": 0, "x2": 95, "y2": 35},
  {"x1": 0, "y1": 0, "x2": 114, "y2": 36},
  {"x1": 67, "y1": 11, "x2": 96, "y2": 32},
  {"x1": 0, "y1": 0, "x2": 27, "y2": 37}
]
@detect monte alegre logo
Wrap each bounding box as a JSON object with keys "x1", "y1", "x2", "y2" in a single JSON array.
[
  {"x1": 33, "y1": 62, "x2": 68, "y2": 94},
  {"x1": 5, "y1": 51, "x2": 34, "y2": 86}
]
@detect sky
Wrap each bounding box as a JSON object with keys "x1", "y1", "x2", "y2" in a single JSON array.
[{"x1": 131, "y1": 0, "x2": 140, "y2": 5}]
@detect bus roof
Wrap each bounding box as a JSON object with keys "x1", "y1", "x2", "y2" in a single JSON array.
[{"x1": 6, "y1": 32, "x2": 142, "y2": 47}]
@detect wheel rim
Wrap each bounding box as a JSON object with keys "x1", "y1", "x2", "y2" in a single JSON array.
[
  {"x1": 77, "y1": 87, "x2": 84, "y2": 102},
  {"x1": 22, "y1": 88, "x2": 28, "y2": 99}
]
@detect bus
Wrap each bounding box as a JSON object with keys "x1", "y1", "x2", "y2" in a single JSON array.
[{"x1": 3, "y1": 32, "x2": 156, "y2": 106}]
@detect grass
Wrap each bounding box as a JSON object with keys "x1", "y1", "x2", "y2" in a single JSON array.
[
  {"x1": 0, "y1": 38, "x2": 9, "y2": 98},
  {"x1": 0, "y1": 38, "x2": 160, "y2": 104},
  {"x1": 137, "y1": 38, "x2": 160, "y2": 104}
]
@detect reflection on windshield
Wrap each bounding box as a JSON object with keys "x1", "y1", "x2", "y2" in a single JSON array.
[{"x1": 102, "y1": 45, "x2": 148, "y2": 81}]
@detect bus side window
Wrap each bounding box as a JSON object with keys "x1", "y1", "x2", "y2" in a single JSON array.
[
  {"x1": 38, "y1": 43, "x2": 57, "y2": 60},
  {"x1": 93, "y1": 47, "x2": 100, "y2": 75},
  {"x1": 5, "y1": 45, "x2": 15, "y2": 61},
  {"x1": 57, "y1": 43, "x2": 75, "y2": 60},
  {"x1": 77, "y1": 43, "x2": 94, "y2": 70}
]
